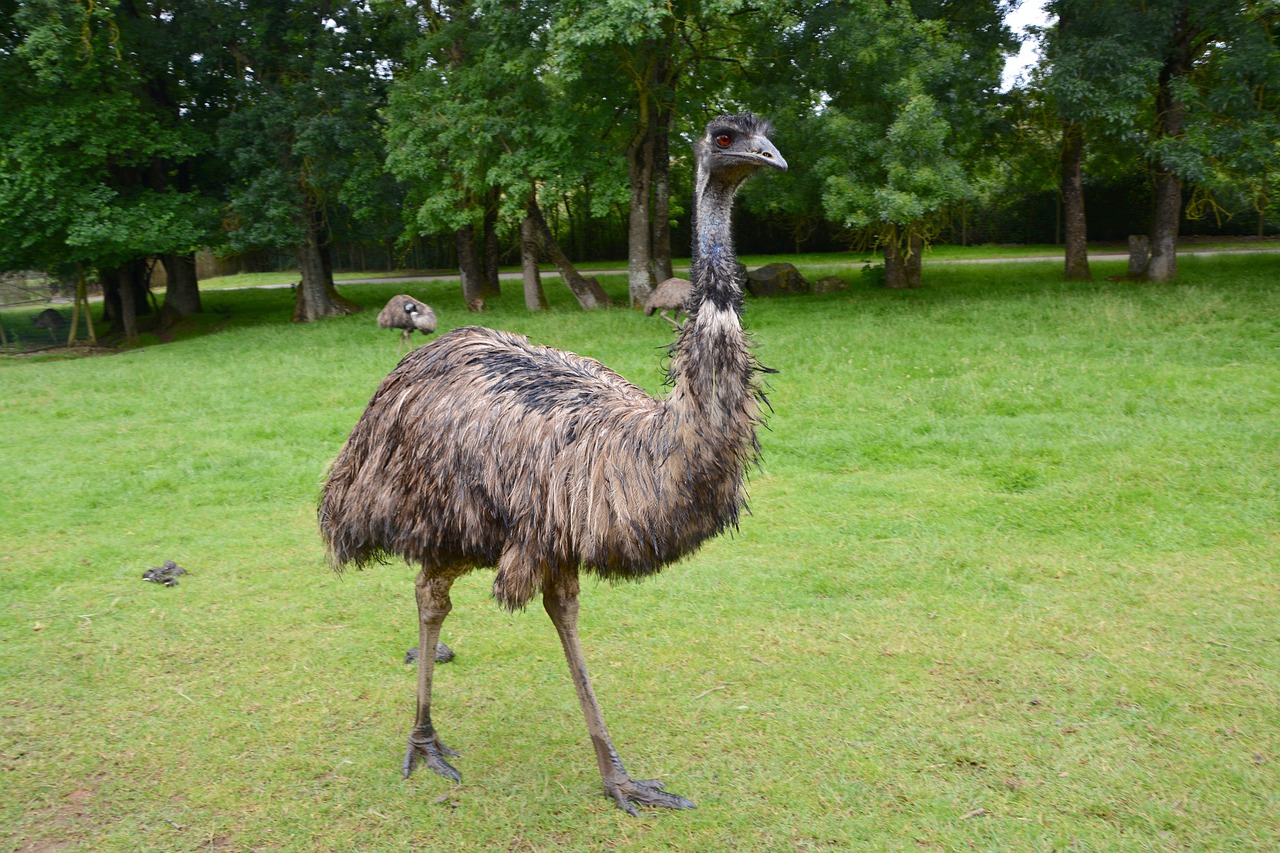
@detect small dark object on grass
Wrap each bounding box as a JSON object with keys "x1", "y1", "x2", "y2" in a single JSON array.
[
  {"x1": 405, "y1": 643, "x2": 454, "y2": 665},
  {"x1": 142, "y1": 560, "x2": 187, "y2": 587}
]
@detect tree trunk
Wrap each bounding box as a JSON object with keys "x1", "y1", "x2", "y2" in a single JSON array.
[
  {"x1": 293, "y1": 199, "x2": 360, "y2": 322},
  {"x1": 1148, "y1": 4, "x2": 1194, "y2": 282},
  {"x1": 1257, "y1": 172, "x2": 1268, "y2": 238},
  {"x1": 520, "y1": 211, "x2": 548, "y2": 312},
  {"x1": 1061, "y1": 120, "x2": 1092, "y2": 281},
  {"x1": 1127, "y1": 235, "x2": 1151, "y2": 279},
  {"x1": 528, "y1": 195, "x2": 612, "y2": 310},
  {"x1": 160, "y1": 251, "x2": 202, "y2": 316},
  {"x1": 456, "y1": 224, "x2": 486, "y2": 311},
  {"x1": 481, "y1": 191, "x2": 502, "y2": 298},
  {"x1": 1148, "y1": 169, "x2": 1181, "y2": 281},
  {"x1": 883, "y1": 226, "x2": 923, "y2": 289},
  {"x1": 69, "y1": 266, "x2": 96, "y2": 345},
  {"x1": 101, "y1": 259, "x2": 150, "y2": 338},
  {"x1": 625, "y1": 119, "x2": 657, "y2": 307},
  {"x1": 650, "y1": 106, "x2": 675, "y2": 283},
  {"x1": 117, "y1": 264, "x2": 139, "y2": 339}
]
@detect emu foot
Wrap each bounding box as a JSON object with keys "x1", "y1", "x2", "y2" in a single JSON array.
[
  {"x1": 402, "y1": 728, "x2": 460, "y2": 782},
  {"x1": 604, "y1": 775, "x2": 695, "y2": 816}
]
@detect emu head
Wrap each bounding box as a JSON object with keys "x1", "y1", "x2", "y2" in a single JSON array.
[{"x1": 696, "y1": 113, "x2": 787, "y2": 193}]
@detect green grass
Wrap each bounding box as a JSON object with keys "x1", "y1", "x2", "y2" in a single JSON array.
[{"x1": 2, "y1": 254, "x2": 1278, "y2": 851}]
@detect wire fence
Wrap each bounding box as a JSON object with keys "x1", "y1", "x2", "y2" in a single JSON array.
[{"x1": 0, "y1": 271, "x2": 91, "y2": 353}]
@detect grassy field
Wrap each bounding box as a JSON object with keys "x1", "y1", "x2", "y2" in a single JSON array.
[{"x1": 2, "y1": 253, "x2": 1277, "y2": 851}]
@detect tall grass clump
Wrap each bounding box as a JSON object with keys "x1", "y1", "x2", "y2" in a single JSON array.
[{"x1": 2, "y1": 253, "x2": 1277, "y2": 850}]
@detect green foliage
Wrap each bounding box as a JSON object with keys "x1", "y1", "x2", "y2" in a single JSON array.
[
  {"x1": 775, "y1": 0, "x2": 1014, "y2": 251},
  {"x1": 384, "y1": 0, "x2": 623, "y2": 239},
  {"x1": 384, "y1": 0, "x2": 790, "y2": 247},
  {"x1": 2, "y1": 0, "x2": 1280, "y2": 291},
  {"x1": 219, "y1": 0, "x2": 407, "y2": 253},
  {"x1": 825, "y1": 90, "x2": 970, "y2": 230},
  {"x1": 0, "y1": 0, "x2": 225, "y2": 272},
  {"x1": 2, "y1": 254, "x2": 1279, "y2": 848},
  {"x1": 1038, "y1": 0, "x2": 1280, "y2": 224}
]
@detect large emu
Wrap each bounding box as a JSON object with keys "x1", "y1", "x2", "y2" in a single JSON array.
[{"x1": 319, "y1": 113, "x2": 785, "y2": 815}]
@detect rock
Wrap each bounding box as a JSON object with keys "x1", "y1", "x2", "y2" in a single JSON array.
[
  {"x1": 405, "y1": 643, "x2": 455, "y2": 664},
  {"x1": 812, "y1": 275, "x2": 849, "y2": 294},
  {"x1": 745, "y1": 262, "x2": 810, "y2": 297}
]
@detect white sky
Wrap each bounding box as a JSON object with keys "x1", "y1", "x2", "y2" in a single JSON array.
[{"x1": 1002, "y1": 0, "x2": 1050, "y2": 90}]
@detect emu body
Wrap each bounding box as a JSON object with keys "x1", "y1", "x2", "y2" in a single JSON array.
[
  {"x1": 644, "y1": 276, "x2": 693, "y2": 329},
  {"x1": 323, "y1": 323, "x2": 761, "y2": 607},
  {"x1": 376, "y1": 294, "x2": 437, "y2": 350},
  {"x1": 319, "y1": 113, "x2": 785, "y2": 815}
]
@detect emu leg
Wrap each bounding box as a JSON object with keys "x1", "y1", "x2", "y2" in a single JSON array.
[
  {"x1": 542, "y1": 573, "x2": 695, "y2": 816},
  {"x1": 403, "y1": 570, "x2": 460, "y2": 782}
]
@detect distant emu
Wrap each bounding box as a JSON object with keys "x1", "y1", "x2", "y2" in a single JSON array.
[
  {"x1": 376, "y1": 295, "x2": 437, "y2": 350},
  {"x1": 319, "y1": 114, "x2": 786, "y2": 815},
  {"x1": 644, "y1": 276, "x2": 692, "y2": 330},
  {"x1": 33, "y1": 308, "x2": 68, "y2": 344}
]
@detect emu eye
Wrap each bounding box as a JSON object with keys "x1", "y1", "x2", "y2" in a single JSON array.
[{"x1": 714, "y1": 133, "x2": 732, "y2": 149}]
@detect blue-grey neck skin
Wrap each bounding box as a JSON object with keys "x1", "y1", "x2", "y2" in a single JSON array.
[{"x1": 689, "y1": 171, "x2": 745, "y2": 319}]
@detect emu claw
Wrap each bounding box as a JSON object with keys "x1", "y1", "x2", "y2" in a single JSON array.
[
  {"x1": 604, "y1": 775, "x2": 695, "y2": 816},
  {"x1": 402, "y1": 731, "x2": 460, "y2": 782}
]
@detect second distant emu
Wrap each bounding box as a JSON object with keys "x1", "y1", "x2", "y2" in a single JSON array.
[
  {"x1": 376, "y1": 295, "x2": 437, "y2": 350},
  {"x1": 319, "y1": 114, "x2": 786, "y2": 815},
  {"x1": 644, "y1": 276, "x2": 693, "y2": 329}
]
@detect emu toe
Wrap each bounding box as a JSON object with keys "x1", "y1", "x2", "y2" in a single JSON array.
[
  {"x1": 402, "y1": 729, "x2": 460, "y2": 782},
  {"x1": 604, "y1": 775, "x2": 695, "y2": 816}
]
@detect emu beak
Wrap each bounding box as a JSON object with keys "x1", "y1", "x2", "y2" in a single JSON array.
[{"x1": 752, "y1": 136, "x2": 788, "y2": 172}]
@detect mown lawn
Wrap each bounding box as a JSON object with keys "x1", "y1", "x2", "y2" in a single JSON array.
[{"x1": 1, "y1": 253, "x2": 1277, "y2": 851}]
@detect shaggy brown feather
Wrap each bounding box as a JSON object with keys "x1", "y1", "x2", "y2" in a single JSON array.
[{"x1": 320, "y1": 319, "x2": 765, "y2": 609}]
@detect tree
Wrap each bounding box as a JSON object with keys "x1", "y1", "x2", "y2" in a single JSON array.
[
  {"x1": 549, "y1": 0, "x2": 797, "y2": 305},
  {"x1": 220, "y1": 0, "x2": 403, "y2": 321},
  {"x1": 0, "y1": 0, "x2": 226, "y2": 336},
  {"x1": 794, "y1": 0, "x2": 1014, "y2": 287},
  {"x1": 1147, "y1": 0, "x2": 1280, "y2": 277},
  {"x1": 1185, "y1": 4, "x2": 1280, "y2": 238},
  {"x1": 385, "y1": 0, "x2": 613, "y2": 311},
  {"x1": 1037, "y1": 0, "x2": 1280, "y2": 281},
  {"x1": 1035, "y1": 0, "x2": 1143, "y2": 279}
]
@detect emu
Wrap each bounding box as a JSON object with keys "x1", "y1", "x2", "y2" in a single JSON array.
[
  {"x1": 33, "y1": 308, "x2": 68, "y2": 344},
  {"x1": 644, "y1": 276, "x2": 693, "y2": 330},
  {"x1": 319, "y1": 114, "x2": 785, "y2": 815},
  {"x1": 376, "y1": 295, "x2": 437, "y2": 350}
]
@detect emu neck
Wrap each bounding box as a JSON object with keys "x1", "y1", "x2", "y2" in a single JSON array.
[
  {"x1": 689, "y1": 178, "x2": 743, "y2": 317},
  {"x1": 664, "y1": 171, "x2": 759, "y2": 445}
]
